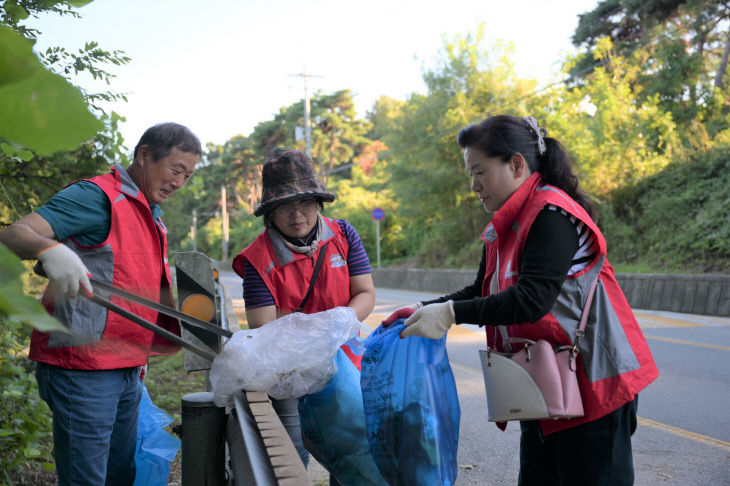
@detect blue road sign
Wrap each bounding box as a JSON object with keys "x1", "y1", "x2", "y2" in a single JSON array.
[{"x1": 372, "y1": 207, "x2": 384, "y2": 220}]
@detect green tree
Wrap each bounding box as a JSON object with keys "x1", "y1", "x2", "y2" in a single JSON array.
[
  {"x1": 0, "y1": 0, "x2": 130, "y2": 227},
  {"x1": 382, "y1": 27, "x2": 539, "y2": 267},
  {"x1": 571, "y1": 0, "x2": 730, "y2": 141},
  {"x1": 0, "y1": 2, "x2": 129, "y2": 481},
  {"x1": 545, "y1": 38, "x2": 681, "y2": 195},
  {"x1": 180, "y1": 90, "x2": 385, "y2": 262}
]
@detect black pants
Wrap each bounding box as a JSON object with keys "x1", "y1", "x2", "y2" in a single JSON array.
[{"x1": 518, "y1": 396, "x2": 639, "y2": 486}]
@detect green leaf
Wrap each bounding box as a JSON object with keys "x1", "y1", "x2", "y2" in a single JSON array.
[
  {"x1": 23, "y1": 446, "x2": 42, "y2": 458},
  {"x1": 0, "y1": 142, "x2": 34, "y2": 161},
  {"x1": 3, "y1": 3, "x2": 30, "y2": 23},
  {"x1": 67, "y1": 1, "x2": 95, "y2": 7},
  {"x1": 0, "y1": 24, "x2": 40, "y2": 84},
  {"x1": 0, "y1": 67, "x2": 103, "y2": 154},
  {"x1": 0, "y1": 143, "x2": 14, "y2": 156},
  {"x1": 0, "y1": 24, "x2": 102, "y2": 154},
  {"x1": 0, "y1": 245, "x2": 67, "y2": 332},
  {"x1": 17, "y1": 149, "x2": 34, "y2": 161}
]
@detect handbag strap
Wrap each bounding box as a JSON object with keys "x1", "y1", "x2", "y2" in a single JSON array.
[
  {"x1": 573, "y1": 274, "x2": 600, "y2": 348},
  {"x1": 294, "y1": 241, "x2": 329, "y2": 313}
]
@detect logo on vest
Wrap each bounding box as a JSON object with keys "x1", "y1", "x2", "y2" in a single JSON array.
[
  {"x1": 504, "y1": 259, "x2": 518, "y2": 279},
  {"x1": 330, "y1": 254, "x2": 346, "y2": 269}
]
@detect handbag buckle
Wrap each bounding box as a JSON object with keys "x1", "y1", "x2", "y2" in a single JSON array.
[
  {"x1": 574, "y1": 329, "x2": 584, "y2": 347},
  {"x1": 569, "y1": 345, "x2": 579, "y2": 371}
]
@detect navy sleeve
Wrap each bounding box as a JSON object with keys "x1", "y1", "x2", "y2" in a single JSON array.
[
  {"x1": 242, "y1": 260, "x2": 276, "y2": 309},
  {"x1": 337, "y1": 220, "x2": 371, "y2": 276},
  {"x1": 35, "y1": 181, "x2": 111, "y2": 246}
]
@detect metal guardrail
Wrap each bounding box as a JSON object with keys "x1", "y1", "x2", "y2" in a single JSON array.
[
  {"x1": 228, "y1": 391, "x2": 309, "y2": 485},
  {"x1": 372, "y1": 268, "x2": 730, "y2": 317}
]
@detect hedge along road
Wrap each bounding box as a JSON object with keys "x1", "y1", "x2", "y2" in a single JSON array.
[{"x1": 219, "y1": 272, "x2": 730, "y2": 485}]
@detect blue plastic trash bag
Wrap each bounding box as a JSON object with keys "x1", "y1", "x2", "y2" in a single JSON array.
[
  {"x1": 134, "y1": 381, "x2": 181, "y2": 486},
  {"x1": 361, "y1": 321, "x2": 461, "y2": 486},
  {"x1": 299, "y1": 338, "x2": 387, "y2": 485}
]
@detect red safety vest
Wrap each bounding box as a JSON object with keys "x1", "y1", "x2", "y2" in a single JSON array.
[
  {"x1": 29, "y1": 166, "x2": 180, "y2": 370},
  {"x1": 482, "y1": 172, "x2": 658, "y2": 435},
  {"x1": 233, "y1": 217, "x2": 360, "y2": 367}
]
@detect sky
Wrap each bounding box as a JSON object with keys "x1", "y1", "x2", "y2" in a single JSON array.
[{"x1": 27, "y1": 0, "x2": 599, "y2": 151}]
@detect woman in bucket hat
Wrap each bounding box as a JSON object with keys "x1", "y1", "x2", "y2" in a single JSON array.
[{"x1": 232, "y1": 148, "x2": 376, "y2": 474}]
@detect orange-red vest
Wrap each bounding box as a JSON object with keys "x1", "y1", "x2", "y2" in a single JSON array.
[
  {"x1": 234, "y1": 217, "x2": 351, "y2": 314},
  {"x1": 233, "y1": 217, "x2": 359, "y2": 366},
  {"x1": 482, "y1": 172, "x2": 658, "y2": 435},
  {"x1": 29, "y1": 166, "x2": 180, "y2": 370}
]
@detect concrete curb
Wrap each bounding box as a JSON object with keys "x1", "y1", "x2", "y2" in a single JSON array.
[{"x1": 372, "y1": 268, "x2": 730, "y2": 317}]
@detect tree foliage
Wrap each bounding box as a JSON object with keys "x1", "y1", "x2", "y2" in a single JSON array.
[
  {"x1": 571, "y1": 1, "x2": 730, "y2": 141},
  {"x1": 0, "y1": 0, "x2": 130, "y2": 228},
  {"x1": 378, "y1": 28, "x2": 541, "y2": 267},
  {"x1": 192, "y1": 21, "x2": 730, "y2": 273},
  {"x1": 545, "y1": 38, "x2": 680, "y2": 194},
  {"x1": 601, "y1": 144, "x2": 730, "y2": 272},
  {"x1": 0, "y1": 1, "x2": 128, "y2": 481},
  {"x1": 165, "y1": 89, "x2": 389, "y2": 261}
]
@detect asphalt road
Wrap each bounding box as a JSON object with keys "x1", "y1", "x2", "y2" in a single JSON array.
[{"x1": 219, "y1": 273, "x2": 730, "y2": 485}]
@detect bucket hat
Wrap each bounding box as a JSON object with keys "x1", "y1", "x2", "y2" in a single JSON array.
[{"x1": 254, "y1": 148, "x2": 335, "y2": 216}]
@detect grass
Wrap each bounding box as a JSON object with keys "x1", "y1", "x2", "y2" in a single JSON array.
[
  {"x1": 144, "y1": 353, "x2": 209, "y2": 421},
  {"x1": 4, "y1": 353, "x2": 207, "y2": 486}
]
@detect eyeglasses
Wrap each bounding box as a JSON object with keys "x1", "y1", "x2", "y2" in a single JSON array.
[{"x1": 274, "y1": 199, "x2": 319, "y2": 216}]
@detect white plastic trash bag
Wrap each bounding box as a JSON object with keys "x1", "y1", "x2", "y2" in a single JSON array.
[{"x1": 209, "y1": 306, "x2": 360, "y2": 407}]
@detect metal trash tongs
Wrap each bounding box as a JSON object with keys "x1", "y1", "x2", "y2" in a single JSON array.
[
  {"x1": 84, "y1": 278, "x2": 232, "y2": 362},
  {"x1": 79, "y1": 278, "x2": 233, "y2": 361},
  {"x1": 34, "y1": 260, "x2": 230, "y2": 361}
]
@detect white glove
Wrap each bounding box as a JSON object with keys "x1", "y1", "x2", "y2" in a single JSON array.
[
  {"x1": 37, "y1": 243, "x2": 93, "y2": 298},
  {"x1": 401, "y1": 300, "x2": 455, "y2": 339}
]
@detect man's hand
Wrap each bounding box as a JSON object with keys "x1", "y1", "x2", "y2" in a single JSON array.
[
  {"x1": 37, "y1": 243, "x2": 93, "y2": 298},
  {"x1": 400, "y1": 301, "x2": 455, "y2": 339},
  {"x1": 381, "y1": 303, "x2": 422, "y2": 327}
]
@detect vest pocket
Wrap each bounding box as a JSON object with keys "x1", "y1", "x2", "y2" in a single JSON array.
[{"x1": 48, "y1": 295, "x2": 108, "y2": 348}]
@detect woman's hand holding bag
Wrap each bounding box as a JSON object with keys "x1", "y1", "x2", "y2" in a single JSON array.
[{"x1": 401, "y1": 301, "x2": 455, "y2": 339}]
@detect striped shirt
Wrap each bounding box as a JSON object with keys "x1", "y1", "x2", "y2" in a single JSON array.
[
  {"x1": 241, "y1": 219, "x2": 371, "y2": 309},
  {"x1": 546, "y1": 204, "x2": 596, "y2": 275}
]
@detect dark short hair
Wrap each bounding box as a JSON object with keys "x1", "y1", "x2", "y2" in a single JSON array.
[{"x1": 133, "y1": 122, "x2": 202, "y2": 161}]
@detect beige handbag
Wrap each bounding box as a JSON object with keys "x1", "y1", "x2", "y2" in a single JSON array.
[{"x1": 479, "y1": 275, "x2": 599, "y2": 422}]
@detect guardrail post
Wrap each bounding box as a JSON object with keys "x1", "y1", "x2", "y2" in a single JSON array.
[
  {"x1": 174, "y1": 251, "x2": 223, "y2": 372},
  {"x1": 181, "y1": 391, "x2": 227, "y2": 486}
]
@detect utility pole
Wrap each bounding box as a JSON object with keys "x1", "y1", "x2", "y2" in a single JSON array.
[
  {"x1": 304, "y1": 73, "x2": 311, "y2": 158},
  {"x1": 289, "y1": 69, "x2": 322, "y2": 158},
  {"x1": 221, "y1": 185, "x2": 229, "y2": 261},
  {"x1": 191, "y1": 208, "x2": 197, "y2": 252}
]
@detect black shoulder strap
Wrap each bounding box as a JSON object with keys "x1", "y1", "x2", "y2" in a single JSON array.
[{"x1": 294, "y1": 241, "x2": 329, "y2": 313}]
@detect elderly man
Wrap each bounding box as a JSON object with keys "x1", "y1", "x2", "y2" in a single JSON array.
[{"x1": 0, "y1": 122, "x2": 201, "y2": 486}]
